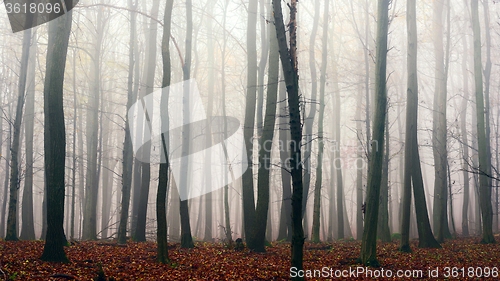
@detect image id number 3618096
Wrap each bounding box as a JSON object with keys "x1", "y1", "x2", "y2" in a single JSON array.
[
  {"x1": 5, "y1": 2, "x2": 61, "y2": 14},
  {"x1": 441, "y1": 267, "x2": 498, "y2": 278}
]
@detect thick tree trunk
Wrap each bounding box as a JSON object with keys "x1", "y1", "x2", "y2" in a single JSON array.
[
  {"x1": 40, "y1": 10, "x2": 72, "y2": 262},
  {"x1": 359, "y1": 0, "x2": 389, "y2": 266},
  {"x1": 471, "y1": 0, "x2": 495, "y2": 244},
  {"x1": 377, "y1": 115, "x2": 390, "y2": 242},
  {"x1": 431, "y1": 0, "x2": 451, "y2": 242}
]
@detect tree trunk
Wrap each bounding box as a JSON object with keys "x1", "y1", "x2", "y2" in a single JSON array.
[
  {"x1": 377, "y1": 115, "x2": 390, "y2": 242},
  {"x1": 20, "y1": 30, "x2": 37, "y2": 241},
  {"x1": 241, "y1": 0, "x2": 258, "y2": 248},
  {"x1": 156, "y1": 0, "x2": 174, "y2": 264},
  {"x1": 359, "y1": 0, "x2": 389, "y2": 267},
  {"x1": 40, "y1": 9, "x2": 72, "y2": 262},
  {"x1": 277, "y1": 75, "x2": 292, "y2": 242},
  {"x1": 6, "y1": 19, "x2": 33, "y2": 241},
  {"x1": 272, "y1": 0, "x2": 304, "y2": 277},
  {"x1": 117, "y1": 0, "x2": 138, "y2": 245},
  {"x1": 311, "y1": 0, "x2": 329, "y2": 243},
  {"x1": 134, "y1": 0, "x2": 160, "y2": 242},
  {"x1": 251, "y1": 14, "x2": 279, "y2": 251},
  {"x1": 471, "y1": 0, "x2": 495, "y2": 244},
  {"x1": 431, "y1": 0, "x2": 452, "y2": 242},
  {"x1": 302, "y1": 0, "x2": 321, "y2": 221},
  {"x1": 460, "y1": 29, "x2": 470, "y2": 237},
  {"x1": 82, "y1": 5, "x2": 103, "y2": 241},
  {"x1": 179, "y1": 0, "x2": 194, "y2": 249},
  {"x1": 401, "y1": 0, "x2": 441, "y2": 252}
]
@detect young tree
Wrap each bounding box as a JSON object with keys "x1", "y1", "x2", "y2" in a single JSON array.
[
  {"x1": 272, "y1": 0, "x2": 304, "y2": 276},
  {"x1": 20, "y1": 31, "x2": 37, "y2": 241},
  {"x1": 157, "y1": 0, "x2": 174, "y2": 264},
  {"x1": 117, "y1": 0, "x2": 138, "y2": 245},
  {"x1": 179, "y1": 0, "x2": 194, "y2": 249},
  {"x1": 241, "y1": 0, "x2": 258, "y2": 248},
  {"x1": 6, "y1": 17, "x2": 34, "y2": 241},
  {"x1": 311, "y1": 0, "x2": 329, "y2": 243},
  {"x1": 359, "y1": 0, "x2": 389, "y2": 266},
  {"x1": 40, "y1": 9, "x2": 73, "y2": 262}
]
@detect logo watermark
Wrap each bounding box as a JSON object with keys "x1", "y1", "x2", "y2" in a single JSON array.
[
  {"x1": 4, "y1": 0, "x2": 78, "y2": 33},
  {"x1": 128, "y1": 79, "x2": 247, "y2": 201}
]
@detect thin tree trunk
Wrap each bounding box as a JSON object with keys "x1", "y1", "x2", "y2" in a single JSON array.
[
  {"x1": 302, "y1": 0, "x2": 321, "y2": 222},
  {"x1": 311, "y1": 0, "x2": 328, "y2": 243},
  {"x1": 241, "y1": 0, "x2": 258, "y2": 248},
  {"x1": 156, "y1": 0, "x2": 174, "y2": 264},
  {"x1": 272, "y1": 0, "x2": 303, "y2": 277},
  {"x1": 117, "y1": 0, "x2": 138, "y2": 245},
  {"x1": 82, "y1": 5, "x2": 103, "y2": 241},
  {"x1": 203, "y1": 0, "x2": 216, "y2": 242},
  {"x1": 251, "y1": 13, "x2": 279, "y2": 251},
  {"x1": 134, "y1": 0, "x2": 160, "y2": 242},
  {"x1": 20, "y1": 29, "x2": 37, "y2": 241},
  {"x1": 6, "y1": 21, "x2": 33, "y2": 241},
  {"x1": 460, "y1": 28, "x2": 470, "y2": 237},
  {"x1": 179, "y1": 0, "x2": 194, "y2": 249}
]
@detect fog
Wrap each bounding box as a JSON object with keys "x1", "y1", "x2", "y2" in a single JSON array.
[{"x1": 0, "y1": 0, "x2": 499, "y2": 248}]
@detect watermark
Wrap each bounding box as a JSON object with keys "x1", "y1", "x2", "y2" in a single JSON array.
[
  {"x1": 290, "y1": 266, "x2": 499, "y2": 279},
  {"x1": 128, "y1": 79, "x2": 247, "y2": 201},
  {"x1": 4, "y1": 0, "x2": 79, "y2": 33}
]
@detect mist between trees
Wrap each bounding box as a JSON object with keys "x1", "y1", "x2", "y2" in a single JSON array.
[{"x1": 0, "y1": 0, "x2": 498, "y2": 272}]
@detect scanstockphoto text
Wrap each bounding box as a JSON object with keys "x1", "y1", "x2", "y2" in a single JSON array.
[{"x1": 248, "y1": 138, "x2": 378, "y2": 171}]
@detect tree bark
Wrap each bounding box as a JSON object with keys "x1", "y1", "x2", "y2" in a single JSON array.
[
  {"x1": 311, "y1": 0, "x2": 328, "y2": 243},
  {"x1": 471, "y1": 0, "x2": 495, "y2": 244},
  {"x1": 82, "y1": 4, "x2": 103, "y2": 241},
  {"x1": 179, "y1": 0, "x2": 194, "y2": 249},
  {"x1": 40, "y1": 9, "x2": 72, "y2": 262},
  {"x1": 6, "y1": 20, "x2": 33, "y2": 241},
  {"x1": 20, "y1": 30, "x2": 37, "y2": 241},
  {"x1": 272, "y1": 0, "x2": 304, "y2": 277},
  {"x1": 400, "y1": 0, "x2": 441, "y2": 252},
  {"x1": 359, "y1": 0, "x2": 389, "y2": 266},
  {"x1": 251, "y1": 13, "x2": 279, "y2": 251},
  {"x1": 156, "y1": 0, "x2": 174, "y2": 264},
  {"x1": 241, "y1": 0, "x2": 258, "y2": 248}
]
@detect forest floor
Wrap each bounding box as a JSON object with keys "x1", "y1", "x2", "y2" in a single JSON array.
[{"x1": 1, "y1": 235, "x2": 499, "y2": 280}]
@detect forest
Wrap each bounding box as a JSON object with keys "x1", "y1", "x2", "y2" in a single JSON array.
[{"x1": 0, "y1": 0, "x2": 500, "y2": 280}]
